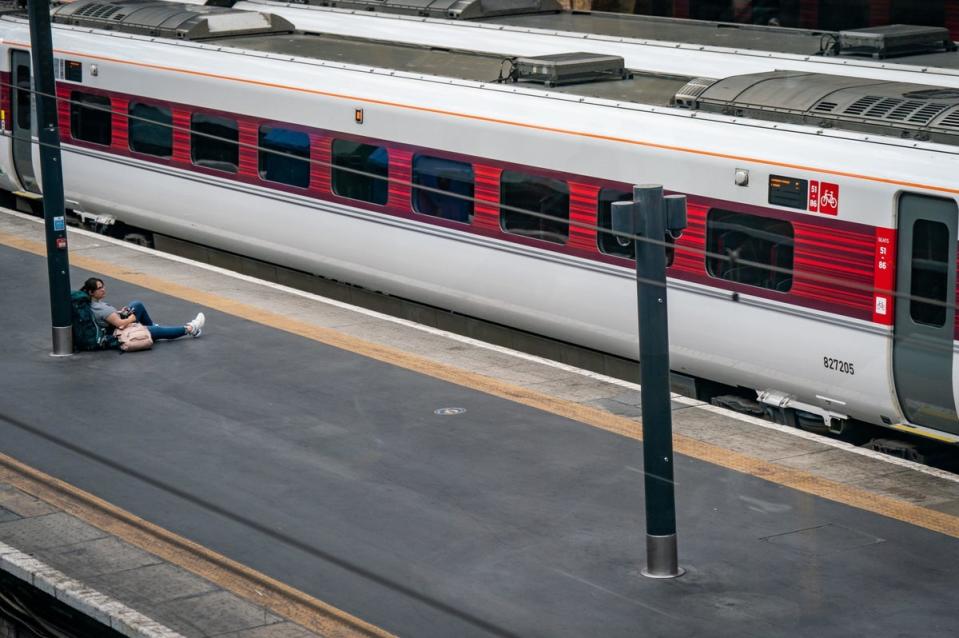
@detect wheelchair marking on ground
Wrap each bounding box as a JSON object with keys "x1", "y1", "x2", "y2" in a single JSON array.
[{"x1": 3, "y1": 229, "x2": 959, "y2": 545}]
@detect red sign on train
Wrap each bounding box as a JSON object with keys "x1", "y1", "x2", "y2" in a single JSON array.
[
  {"x1": 872, "y1": 228, "x2": 896, "y2": 325},
  {"x1": 808, "y1": 180, "x2": 839, "y2": 215}
]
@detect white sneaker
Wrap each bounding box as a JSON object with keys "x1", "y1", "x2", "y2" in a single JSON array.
[{"x1": 187, "y1": 312, "x2": 205, "y2": 338}]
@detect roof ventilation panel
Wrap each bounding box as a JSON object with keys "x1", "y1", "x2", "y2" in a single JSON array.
[
  {"x1": 843, "y1": 95, "x2": 881, "y2": 116},
  {"x1": 837, "y1": 24, "x2": 957, "y2": 59},
  {"x1": 936, "y1": 107, "x2": 959, "y2": 130},
  {"x1": 886, "y1": 100, "x2": 925, "y2": 120},
  {"x1": 813, "y1": 100, "x2": 838, "y2": 113},
  {"x1": 909, "y1": 102, "x2": 949, "y2": 123},
  {"x1": 513, "y1": 53, "x2": 630, "y2": 87},
  {"x1": 674, "y1": 70, "x2": 959, "y2": 146},
  {"x1": 52, "y1": 0, "x2": 294, "y2": 40},
  {"x1": 863, "y1": 97, "x2": 904, "y2": 118}
]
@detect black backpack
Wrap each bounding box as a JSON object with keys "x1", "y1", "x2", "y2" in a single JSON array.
[{"x1": 70, "y1": 290, "x2": 114, "y2": 351}]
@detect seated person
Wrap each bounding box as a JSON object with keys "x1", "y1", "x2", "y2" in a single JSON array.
[{"x1": 81, "y1": 277, "x2": 205, "y2": 341}]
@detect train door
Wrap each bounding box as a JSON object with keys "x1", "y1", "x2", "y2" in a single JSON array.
[
  {"x1": 10, "y1": 50, "x2": 38, "y2": 193},
  {"x1": 892, "y1": 193, "x2": 959, "y2": 434}
]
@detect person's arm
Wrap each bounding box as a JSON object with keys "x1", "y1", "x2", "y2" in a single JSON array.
[{"x1": 106, "y1": 311, "x2": 137, "y2": 329}]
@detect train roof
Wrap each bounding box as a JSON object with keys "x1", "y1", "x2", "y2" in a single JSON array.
[
  {"x1": 259, "y1": 0, "x2": 959, "y2": 71},
  {"x1": 45, "y1": 1, "x2": 959, "y2": 148}
]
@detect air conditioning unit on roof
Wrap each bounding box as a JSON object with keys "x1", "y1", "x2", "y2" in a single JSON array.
[
  {"x1": 837, "y1": 24, "x2": 957, "y2": 59},
  {"x1": 514, "y1": 52, "x2": 630, "y2": 87}
]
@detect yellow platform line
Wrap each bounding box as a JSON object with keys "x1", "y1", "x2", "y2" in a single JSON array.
[{"x1": 3, "y1": 231, "x2": 959, "y2": 550}]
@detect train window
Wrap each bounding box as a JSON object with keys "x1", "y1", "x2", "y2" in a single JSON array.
[
  {"x1": 259, "y1": 126, "x2": 310, "y2": 188},
  {"x1": 500, "y1": 171, "x2": 569, "y2": 244},
  {"x1": 706, "y1": 209, "x2": 794, "y2": 292},
  {"x1": 15, "y1": 65, "x2": 31, "y2": 130},
  {"x1": 331, "y1": 139, "x2": 388, "y2": 205},
  {"x1": 70, "y1": 92, "x2": 111, "y2": 146},
  {"x1": 909, "y1": 220, "x2": 949, "y2": 327},
  {"x1": 411, "y1": 155, "x2": 474, "y2": 223},
  {"x1": 191, "y1": 113, "x2": 238, "y2": 173},
  {"x1": 128, "y1": 102, "x2": 172, "y2": 158}
]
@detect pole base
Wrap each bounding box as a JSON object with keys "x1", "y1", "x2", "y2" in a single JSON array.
[
  {"x1": 642, "y1": 533, "x2": 685, "y2": 579},
  {"x1": 50, "y1": 325, "x2": 73, "y2": 357}
]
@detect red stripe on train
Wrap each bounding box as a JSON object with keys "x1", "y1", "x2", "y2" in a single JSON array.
[{"x1": 46, "y1": 81, "x2": 915, "y2": 329}]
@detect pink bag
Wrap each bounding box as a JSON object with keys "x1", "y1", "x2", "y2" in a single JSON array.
[{"x1": 114, "y1": 323, "x2": 153, "y2": 352}]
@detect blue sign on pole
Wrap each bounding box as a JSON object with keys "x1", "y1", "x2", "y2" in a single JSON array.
[{"x1": 53, "y1": 216, "x2": 65, "y2": 232}]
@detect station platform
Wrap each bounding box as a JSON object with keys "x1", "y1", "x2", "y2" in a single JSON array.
[{"x1": 1, "y1": 208, "x2": 958, "y2": 638}]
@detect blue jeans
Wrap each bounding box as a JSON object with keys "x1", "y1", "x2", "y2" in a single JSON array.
[{"x1": 128, "y1": 301, "x2": 187, "y2": 341}]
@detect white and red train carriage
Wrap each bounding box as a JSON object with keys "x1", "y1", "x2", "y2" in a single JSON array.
[{"x1": 0, "y1": 0, "x2": 957, "y2": 444}]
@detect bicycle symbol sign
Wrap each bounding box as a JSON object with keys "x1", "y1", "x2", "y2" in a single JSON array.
[{"x1": 808, "y1": 180, "x2": 839, "y2": 215}]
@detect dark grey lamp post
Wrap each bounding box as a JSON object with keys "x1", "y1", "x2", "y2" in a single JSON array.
[
  {"x1": 612, "y1": 185, "x2": 688, "y2": 578},
  {"x1": 28, "y1": 0, "x2": 73, "y2": 355}
]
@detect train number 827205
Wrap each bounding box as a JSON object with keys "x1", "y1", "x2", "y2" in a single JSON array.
[{"x1": 823, "y1": 357, "x2": 855, "y2": 375}]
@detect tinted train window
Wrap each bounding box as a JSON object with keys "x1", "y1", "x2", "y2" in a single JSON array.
[
  {"x1": 331, "y1": 140, "x2": 388, "y2": 205},
  {"x1": 706, "y1": 209, "x2": 794, "y2": 291},
  {"x1": 191, "y1": 113, "x2": 238, "y2": 173},
  {"x1": 70, "y1": 92, "x2": 111, "y2": 146},
  {"x1": 500, "y1": 171, "x2": 568, "y2": 244},
  {"x1": 259, "y1": 126, "x2": 310, "y2": 188},
  {"x1": 412, "y1": 155, "x2": 474, "y2": 223},
  {"x1": 15, "y1": 65, "x2": 31, "y2": 130},
  {"x1": 910, "y1": 220, "x2": 949, "y2": 327},
  {"x1": 128, "y1": 102, "x2": 172, "y2": 158}
]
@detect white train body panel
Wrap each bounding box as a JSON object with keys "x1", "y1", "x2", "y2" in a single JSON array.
[{"x1": 1, "y1": 14, "x2": 957, "y2": 441}]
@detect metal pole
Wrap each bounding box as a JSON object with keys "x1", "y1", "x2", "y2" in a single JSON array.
[
  {"x1": 634, "y1": 185, "x2": 683, "y2": 578},
  {"x1": 27, "y1": 0, "x2": 73, "y2": 355}
]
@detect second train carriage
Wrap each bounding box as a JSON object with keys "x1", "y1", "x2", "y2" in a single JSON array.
[
  {"x1": 212, "y1": 0, "x2": 959, "y2": 88},
  {"x1": 2, "y1": 0, "x2": 959, "y2": 444}
]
